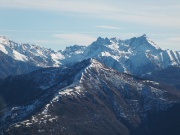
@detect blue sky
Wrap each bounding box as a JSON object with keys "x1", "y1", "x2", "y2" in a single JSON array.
[{"x1": 0, "y1": 0, "x2": 180, "y2": 51}]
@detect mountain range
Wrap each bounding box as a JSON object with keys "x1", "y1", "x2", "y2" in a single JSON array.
[
  {"x1": 0, "y1": 35, "x2": 180, "y2": 78},
  {"x1": 0, "y1": 35, "x2": 180, "y2": 135}
]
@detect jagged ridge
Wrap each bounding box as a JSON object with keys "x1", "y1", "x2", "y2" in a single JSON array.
[
  {"x1": 1, "y1": 59, "x2": 180, "y2": 135},
  {"x1": 0, "y1": 35, "x2": 180, "y2": 78}
]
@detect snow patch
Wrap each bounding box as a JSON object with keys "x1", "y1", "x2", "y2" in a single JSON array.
[
  {"x1": 0, "y1": 44, "x2": 8, "y2": 54},
  {"x1": 167, "y1": 50, "x2": 176, "y2": 65}
]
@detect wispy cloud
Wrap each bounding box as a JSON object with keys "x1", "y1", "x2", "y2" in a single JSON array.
[
  {"x1": 167, "y1": 37, "x2": 180, "y2": 42},
  {"x1": 0, "y1": 30, "x2": 68, "y2": 33},
  {"x1": 53, "y1": 33, "x2": 96, "y2": 46},
  {"x1": 30, "y1": 39, "x2": 49, "y2": 45},
  {"x1": 151, "y1": 36, "x2": 180, "y2": 51},
  {"x1": 96, "y1": 25, "x2": 122, "y2": 30},
  {"x1": 1, "y1": 0, "x2": 180, "y2": 27},
  {"x1": 0, "y1": 0, "x2": 117, "y2": 14},
  {"x1": 155, "y1": 40, "x2": 180, "y2": 51}
]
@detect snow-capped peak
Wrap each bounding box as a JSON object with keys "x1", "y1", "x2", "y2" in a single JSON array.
[
  {"x1": 0, "y1": 37, "x2": 28, "y2": 62},
  {"x1": 0, "y1": 36, "x2": 10, "y2": 45},
  {"x1": 0, "y1": 36, "x2": 66, "y2": 66},
  {"x1": 95, "y1": 37, "x2": 111, "y2": 45},
  {"x1": 89, "y1": 58, "x2": 102, "y2": 67},
  {"x1": 110, "y1": 37, "x2": 118, "y2": 43},
  {"x1": 0, "y1": 35, "x2": 180, "y2": 78},
  {"x1": 141, "y1": 34, "x2": 147, "y2": 38},
  {"x1": 140, "y1": 34, "x2": 161, "y2": 50},
  {"x1": 123, "y1": 34, "x2": 162, "y2": 51}
]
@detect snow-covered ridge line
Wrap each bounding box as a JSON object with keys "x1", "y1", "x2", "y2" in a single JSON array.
[
  {"x1": 0, "y1": 36, "x2": 64, "y2": 67},
  {"x1": 0, "y1": 35, "x2": 180, "y2": 77}
]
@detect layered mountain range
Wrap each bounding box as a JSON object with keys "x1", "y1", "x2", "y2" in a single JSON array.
[
  {"x1": 1, "y1": 59, "x2": 180, "y2": 135},
  {"x1": 0, "y1": 35, "x2": 180, "y2": 135},
  {"x1": 0, "y1": 35, "x2": 180, "y2": 78}
]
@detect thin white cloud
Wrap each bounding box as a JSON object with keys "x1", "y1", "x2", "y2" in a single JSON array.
[
  {"x1": 151, "y1": 36, "x2": 180, "y2": 51},
  {"x1": 0, "y1": 0, "x2": 180, "y2": 27},
  {"x1": 167, "y1": 37, "x2": 180, "y2": 42},
  {"x1": 0, "y1": 0, "x2": 117, "y2": 14},
  {"x1": 53, "y1": 33, "x2": 96, "y2": 46},
  {"x1": 96, "y1": 25, "x2": 122, "y2": 30},
  {"x1": 30, "y1": 39, "x2": 49, "y2": 45},
  {"x1": 0, "y1": 30, "x2": 68, "y2": 33},
  {"x1": 155, "y1": 40, "x2": 180, "y2": 51}
]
